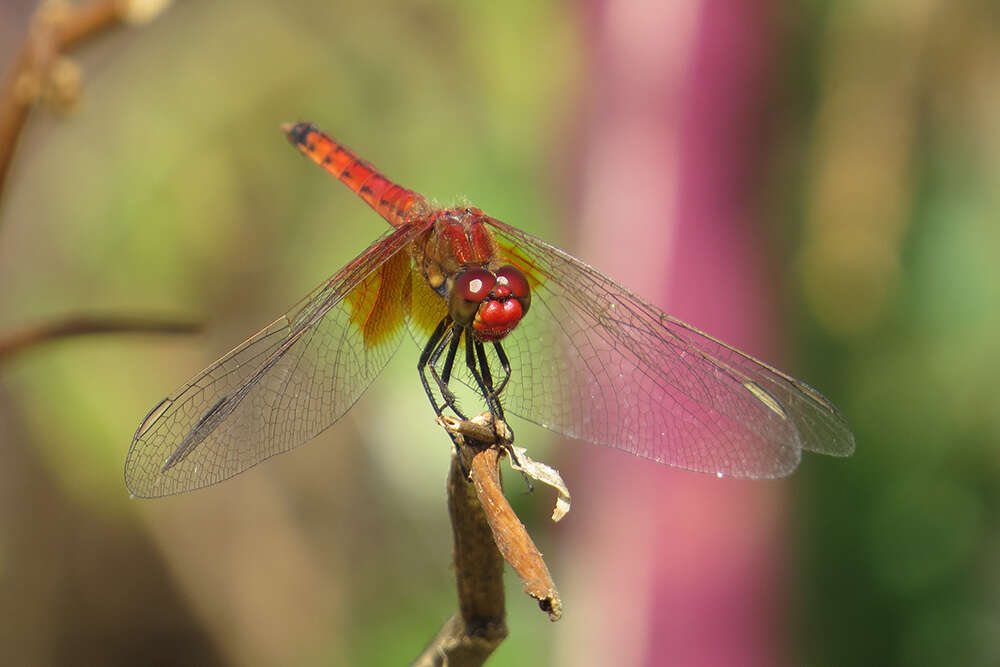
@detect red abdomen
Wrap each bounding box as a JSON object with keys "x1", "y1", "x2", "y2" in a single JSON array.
[{"x1": 283, "y1": 122, "x2": 429, "y2": 227}]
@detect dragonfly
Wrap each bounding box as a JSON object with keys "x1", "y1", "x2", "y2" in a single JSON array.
[{"x1": 125, "y1": 122, "x2": 855, "y2": 498}]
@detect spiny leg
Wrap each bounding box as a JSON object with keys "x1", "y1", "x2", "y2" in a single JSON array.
[
  {"x1": 464, "y1": 330, "x2": 506, "y2": 423},
  {"x1": 476, "y1": 338, "x2": 522, "y2": 467},
  {"x1": 418, "y1": 317, "x2": 462, "y2": 418},
  {"x1": 439, "y1": 326, "x2": 462, "y2": 386},
  {"x1": 474, "y1": 339, "x2": 494, "y2": 394},
  {"x1": 434, "y1": 332, "x2": 466, "y2": 419},
  {"x1": 420, "y1": 318, "x2": 473, "y2": 473},
  {"x1": 472, "y1": 339, "x2": 513, "y2": 419},
  {"x1": 431, "y1": 325, "x2": 466, "y2": 417},
  {"x1": 491, "y1": 341, "x2": 512, "y2": 396}
]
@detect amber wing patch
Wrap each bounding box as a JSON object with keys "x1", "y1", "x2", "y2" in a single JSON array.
[
  {"x1": 404, "y1": 265, "x2": 448, "y2": 337},
  {"x1": 346, "y1": 249, "x2": 411, "y2": 349}
]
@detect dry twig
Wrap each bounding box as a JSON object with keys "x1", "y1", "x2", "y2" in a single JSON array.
[
  {"x1": 0, "y1": 314, "x2": 201, "y2": 363},
  {"x1": 0, "y1": 0, "x2": 167, "y2": 198},
  {"x1": 411, "y1": 415, "x2": 562, "y2": 666},
  {"x1": 0, "y1": 4, "x2": 185, "y2": 361}
]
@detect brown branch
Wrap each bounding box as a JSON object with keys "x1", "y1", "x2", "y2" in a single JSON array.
[
  {"x1": 0, "y1": 0, "x2": 133, "y2": 199},
  {"x1": 410, "y1": 449, "x2": 508, "y2": 667},
  {"x1": 445, "y1": 415, "x2": 562, "y2": 618},
  {"x1": 411, "y1": 416, "x2": 562, "y2": 666},
  {"x1": 0, "y1": 314, "x2": 202, "y2": 362},
  {"x1": 52, "y1": 0, "x2": 127, "y2": 49},
  {"x1": 452, "y1": 445, "x2": 508, "y2": 634}
]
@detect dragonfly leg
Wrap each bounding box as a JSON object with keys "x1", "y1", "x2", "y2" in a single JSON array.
[
  {"x1": 491, "y1": 340, "x2": 512, "y2": 396},
  {"x1": 474, "y1": 339, "x2": 494, "y2": 395},
  {"x1": 475, "y1": 339, "x2": 514, "y2": 432},
  {"x1": 436, "y1": 327, "x2": 466, "y2": 417},
  {"x1": 465, "y1": 331, "x2": 505, "y2": 423},
  {"x1": 431, "y1": 324, "x2": 468, "y2": 419},
  {"x1": 479, "y1": 339, "x2": 521, "y2": 463},
  {"x1": 439, "y1": 326, "x2": 461, "y2": 385},
  {"x1": 419, "y1": 317, "x2": 466, "y2": 419}
]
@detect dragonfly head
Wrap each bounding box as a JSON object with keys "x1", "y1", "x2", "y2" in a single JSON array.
[{"x1": 449, "y1": 265, "x2": 531, "y2": 341}]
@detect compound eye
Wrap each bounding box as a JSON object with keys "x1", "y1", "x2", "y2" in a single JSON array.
[
  {"x1": 495, "y1": 265, "x2": 531, "y2": 313},
  {"x1": 453, "y1": 268, "x2": 496, "y2": 302}
]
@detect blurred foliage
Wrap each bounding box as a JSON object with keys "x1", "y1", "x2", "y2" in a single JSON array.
[
  {"x1": 779, "y1": 1, "x2": 1000, "y2": 666},
  {"x1": 0, "y1": 0, "x2": 998, "y2": 665}
]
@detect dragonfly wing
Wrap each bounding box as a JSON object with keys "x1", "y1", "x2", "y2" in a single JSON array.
[
  {"x1": 486, "y1": 219, "x2": 855, "y2": 479},
  {"x1": 125, "y1": 223, "x2": 426, "y2": 497}
]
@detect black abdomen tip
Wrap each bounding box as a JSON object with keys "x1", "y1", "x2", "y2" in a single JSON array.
[{"x1": 282, "y1": 121, "x2": 315, "y2": 145}]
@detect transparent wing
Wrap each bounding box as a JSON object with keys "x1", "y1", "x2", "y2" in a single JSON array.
[
  {"x1": 486, "y1": 218, "x2": 855, "y2": 479},
  {"x1": 125, "y1": 222, "x2": 428, "y2": 497}
]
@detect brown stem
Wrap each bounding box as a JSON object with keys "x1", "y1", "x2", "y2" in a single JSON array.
[
  {"x1": 469, "y1": 445, "x2": 561, "y2": 621},
  {"x1": 444, "y1": 415, "x2": 562, "y2": 620},
  {"x1": 53, "y1": 0, "x2": 126, "y2": 50},
  {"x1": 410, "y1": 449, "x2": 508, "y2": 667},
  {"x1": 451, "y1": 447, "x2": 508, "y2": 636},
  {"x1": 0, "y1": 0, "x2": 129, "y2": 199},
  {"x1": 411, "y1": 416, "x2": 561, "y2": 666},
  {"x1": 0, "y1": 314, "x2": 202, "y2": 363}
]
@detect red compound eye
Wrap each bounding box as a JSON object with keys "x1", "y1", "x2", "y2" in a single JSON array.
[
  {"x1": 453, "y1": 268, "x2": 496, "y2": 302},
  {"x1": 495, "y1": 265, "x2": 531, "y2": 314}
]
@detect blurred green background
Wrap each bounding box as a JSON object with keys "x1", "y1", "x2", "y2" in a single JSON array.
[{"x1": 0, "y1": 0, "x2": 998, "y2": 665}]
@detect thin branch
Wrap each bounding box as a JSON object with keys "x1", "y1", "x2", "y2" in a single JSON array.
[
  {"x1": 52, "y1": 0, "x2": 127, "y2": 49},
  {"x1": 0, "y1": 0, "x2": 141, "y2": 199},
  {"x1": 466, "y1": 433, "x2": 562, "y2": 619},
  {"x1": 411, "y1": 447, "x2": 508, "y2": 667},
  {"x1": 0, "y1": 314, "x2": 202, "y2": 362},
  {"x1": 411, "y1": 415, "x2": 562, "y2": 666},
  {"x1": 452, "y1": 445, "x2": 508, "y2": 634}
]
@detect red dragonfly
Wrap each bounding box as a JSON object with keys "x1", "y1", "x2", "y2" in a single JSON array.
[{"x1": 125, "y1": 123, "x2": 854, "y2": 498}]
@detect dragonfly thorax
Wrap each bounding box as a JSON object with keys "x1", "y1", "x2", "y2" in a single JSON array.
[{"x1": 413, "y1": 208, "x2": 531, "y2": 341}]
